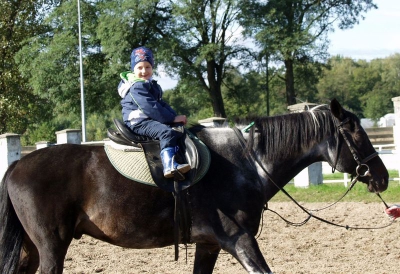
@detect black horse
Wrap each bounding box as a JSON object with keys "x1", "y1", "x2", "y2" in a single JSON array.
[{"x1": 0, "y1": 99, "x2": 388, "y2": 273}]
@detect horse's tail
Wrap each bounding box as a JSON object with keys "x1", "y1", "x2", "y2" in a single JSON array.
[{"x1": 0, "y1": 161, "x2": 24, "y2": 274}]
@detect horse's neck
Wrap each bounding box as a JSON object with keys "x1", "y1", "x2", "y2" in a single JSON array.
[
  {"x1": 253, "y1": 143, "x2": 325, "y2": 201},
  {"x1": 249, "y1": 117, "x2": 332, "y2": 199},
  {"x1": 196, "y1": 125, "x2": 330, "y2": 201}
]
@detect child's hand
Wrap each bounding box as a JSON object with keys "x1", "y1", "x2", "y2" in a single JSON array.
[
  {"x1": 174, "y1": 115, "x2": 187, "y2": 125},
  {"x1": 385, "y1": 205, "x2": 400, "y2": 220}
]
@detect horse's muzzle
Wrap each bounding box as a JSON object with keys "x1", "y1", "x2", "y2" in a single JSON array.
[{"x1": 367, "y1": 176, "x2": 388, "y2": 193}]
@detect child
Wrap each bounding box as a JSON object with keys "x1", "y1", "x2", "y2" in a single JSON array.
[{"x1": 117, "y1": 46, "x2": 190, "y2": 178}]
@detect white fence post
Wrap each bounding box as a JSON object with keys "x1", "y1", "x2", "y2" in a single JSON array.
[
  {"x1": 36, "y1": 141, "x2": 52, "y2": 149},
  {"x1": 293, "y1": 162, "x2": 323, "y2": 188},
  {"x1": 392, "y1": 97, "x2": 400, "y2": 178},
  {"x1": 0, "y1": 133, "x2": 21, "y2": 180},
  {"x1": 392, "y1": 97, "x2": 400, "y2": 149},
  {"x1": 198, "y1": 117, "x2": 228, "y2": 127},
  {"x1": 56, "y1": 129, "x2": 82, "y2": 144}
]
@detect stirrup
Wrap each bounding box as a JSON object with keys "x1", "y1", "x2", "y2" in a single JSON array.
[{"x1": 164, "y1": 163, "x2": 191, "y2": 179}]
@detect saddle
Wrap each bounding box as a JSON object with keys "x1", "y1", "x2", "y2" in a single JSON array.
[
  {"x1": 106, "y1": 119, "x2": 208, "y2": 192},
  {"x1": 106, "y1": 119, "x2": 210, "y2": 260}
]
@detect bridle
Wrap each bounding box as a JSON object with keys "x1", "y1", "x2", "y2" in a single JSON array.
[
  {"x1": 334, "y1": 116, "x2": 388, "y2": 208},
  {"x1": 333, "y1": 117, "x2": 379, "y2": 183},
  {"x1": 233, "y1": 114, "x2": 392, "y2": 230}
]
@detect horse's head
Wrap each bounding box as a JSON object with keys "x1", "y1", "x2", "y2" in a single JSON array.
[{"x1": 328, "y1": 99, "x2": 388, "y2": 193}]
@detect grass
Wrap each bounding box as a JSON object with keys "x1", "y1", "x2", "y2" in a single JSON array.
[{"x1": 270, "y1": 170, "x2": 400, "y2": 203}]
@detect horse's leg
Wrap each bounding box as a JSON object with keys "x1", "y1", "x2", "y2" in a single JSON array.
[
  {"x1": 193, "y1": 243, "x2": 221, "y2": 274},
  {"x1": 10, "y1": 194, "x2": 72, "y2": 274},
  {"x1": 220, "y1": 232, "x2": 272, "y2": 274},
  {"x1": 35, "y1": 237, "x2": 71, "y2": 274},
  {"x1": 18, "y1": 234, "x2": 40, "y2": 274}
]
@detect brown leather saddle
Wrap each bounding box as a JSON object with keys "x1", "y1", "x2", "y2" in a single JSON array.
[{"x1": 107, "y1": 119, "x2": 200, "y2": 192}]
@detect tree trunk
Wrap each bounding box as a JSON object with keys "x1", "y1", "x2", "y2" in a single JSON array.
[
  {"x1": 207, "y1": 60, "x2": 226, "y2": 117},
  {"x1": 284, "y1": 59, "x2": 297, "y2": 106}
]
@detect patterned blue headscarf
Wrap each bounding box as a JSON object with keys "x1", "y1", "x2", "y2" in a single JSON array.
[{"x1": 130, "y1": 47, "x2": 154, "y2": 70}]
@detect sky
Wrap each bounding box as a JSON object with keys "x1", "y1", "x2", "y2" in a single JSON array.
[
  {"x1": 329, "y1": 0, "x2": 400, "y2": 60},
  {"x1": 158, "y1": 0, "x2": 400, "y2": 89}
]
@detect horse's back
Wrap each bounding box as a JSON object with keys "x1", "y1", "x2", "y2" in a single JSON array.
[
  {"x1": 12, "y1": 144, "x2": 102, "y2": 177},
  {"x1": 7, "y1": 144, "x2": 101, "y2": 206},
  {"x1": 6, "y1": 144, "x2": 103, "y2": 235}
]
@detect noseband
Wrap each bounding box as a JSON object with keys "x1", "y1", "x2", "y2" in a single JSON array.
[{"x1": 335, "y1": 117, "x2": 390, "y2": 208}]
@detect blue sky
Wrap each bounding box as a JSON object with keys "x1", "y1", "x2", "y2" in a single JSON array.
[
  {"x1": 159, "y1": 0, "x2": 400, "y2": 89},
  {"x1": 329, "y1": 0, "x2": 400, "y2": 60}
]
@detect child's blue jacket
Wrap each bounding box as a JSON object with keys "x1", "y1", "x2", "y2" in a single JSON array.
[{"x1": 118, "y1": 72, "x2": 177, "y2": 126}]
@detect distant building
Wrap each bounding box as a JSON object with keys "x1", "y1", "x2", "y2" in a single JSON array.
[
  {"x1": 378, "y1": 113, "x2": 395, "y2": 127},
  {"x1": 361, "y1": 118, "x2": 375, "y2": 128},
  {"x1": 361, "y1": 113, "x2": 395, "y2": 128}
]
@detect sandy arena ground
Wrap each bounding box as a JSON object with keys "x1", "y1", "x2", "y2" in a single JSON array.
[{"x1": 63, "y1": 202, "x2": 400, "y2": 274}]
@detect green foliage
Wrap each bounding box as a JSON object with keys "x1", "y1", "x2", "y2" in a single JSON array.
[
  {"x1": 2, "y1": 0, "x2": 399, "y2": 144},
  {"x1": 21, "y1": 122, "x2": 58, "y2": 146},
  {"x1": 316, "y1": 55, "x2": 400, "y2": 119},
  {"x1": 362, "y1": 54, "x2": 400, "y2": 119},
  {"x1": 20, "y1": 110, "x2": 81, "y2": 145},
  {"x1": 20, "y1": 106, "x2": 121, "y2": 145},
  {"x1": 85, "y1": 107, "x2": 121, "y2": 141},
  {"x1": 0, "y1": 0, "x2": 59, "y2": 134},
  {"x1": 154, "y1": 0, "x2": 254, "y2": 117},
  {"x1": 222, "y1": 70, "x2": 265, "y2": 117},
  {"x1": 294, "y1": 60, "x2": 326, "y2": 103},
  {"x1": 240, "y1": 0, "x2": 377, "y2": 106},
  {"x1": 163, "y1": 80, "x2": 214, "y2": 125},
  {"x1": 15, "y1": 0, "x2": 115, "y2": 116},
  {"x1": 164, "y1": 67, "x2": 292, "y2": 124},
  {"x1": 97, "y1": 0, "x2": 166, "y2": 73},
  {"x1": 317, "y1": 56, "x2": 364, "y2": 113}
]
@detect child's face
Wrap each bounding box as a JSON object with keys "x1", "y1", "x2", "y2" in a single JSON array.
[{"x1": 133, "y1": 61, "x2": 153, "y2": 81}]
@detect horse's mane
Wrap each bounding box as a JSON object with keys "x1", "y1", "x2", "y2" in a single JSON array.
[{"x1": 245, "y1": 105, "x2": 337, "y2": 160}]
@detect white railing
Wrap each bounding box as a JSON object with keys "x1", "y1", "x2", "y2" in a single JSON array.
[
  {"x1": 374, "y1": 144, "x2": 396, "y2": 150},
  {"x1": 374, "y1": 144, "x2": 396, "y2": 153},
  {"x1": 323, "y1": 144, "x2": 399, "y2": 186}
]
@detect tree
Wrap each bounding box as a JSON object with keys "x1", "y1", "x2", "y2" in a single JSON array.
[
  {"x1": 16, "y1": 0, "x2": 117, "y2": 116},
  {"x1": 0, "y1": 0, "x2": 59, "y2": 134},
  {"x1": 153, "y1": 0, "x2": 254, "y2": 118},
  {"x1": 97, "y1": 0, "x2": 170, "y2": 75},
  {"x1": 316, "y1": 55, "x2": 400, "y2": 120},
  {"x1": 163, "y1": 80, "x2": 213, "y2": 125},
  {"x1": 14, "y1": 0, "x2": 122, "y2": 142},
  {"x1": 240, "y1": 0, "x2": 377, "y2": 106},
  {"x1": 221, "y1": 68, "x2": 287, "y2": 117},
  {"x1": 316, "y1": 56, "x2": 372, "y2": 116},
  {"x1": 317, "y1": 57, "x2": 356, "y2": 108},
  {"x1": 163, "y1": 66, "x2": 291, "y2": 123},
  {"x1": 362, "y1": 54, "x2": 400, "y2": 120},
  {"x1": 98, "y1": 0, "x2": 255, "y2": 118}
]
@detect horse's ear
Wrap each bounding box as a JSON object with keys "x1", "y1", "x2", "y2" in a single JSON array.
[{"x1": 330, "y1": 98, "x2": 345, "y2": 120}]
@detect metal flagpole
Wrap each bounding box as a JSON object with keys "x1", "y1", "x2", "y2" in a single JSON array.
[{"x1": 77, "y1": 0, "x2": 86, "y2": 142}]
